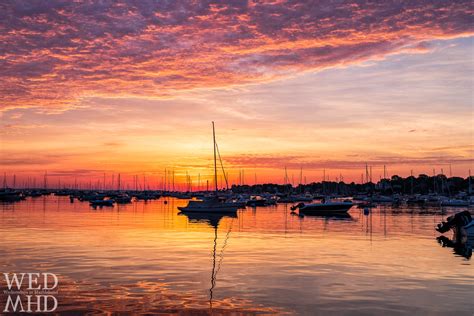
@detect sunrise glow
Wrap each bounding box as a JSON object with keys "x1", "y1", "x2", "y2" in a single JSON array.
[{"x1": 1, "y1": 1, "x2": 473, "y2": 188}]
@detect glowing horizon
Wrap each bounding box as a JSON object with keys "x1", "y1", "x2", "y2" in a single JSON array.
[{"x1": 1, "y1": 1, "x2": 473, "y2": 187}]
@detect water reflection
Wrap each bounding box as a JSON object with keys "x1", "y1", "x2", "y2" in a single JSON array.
[
  {"x1": 178, "y1": 211, "x2": 238, "y2": 311},
  {"x1": 296, "y1": 212, "x2": 353, "y2": 221},
  {"x1": 179, "y1": 211, "x2": 237, "y2": 228},
  {"x1": 0, "y1": 197, "x2": 473, "y2": 314},
  {"x1": 437, "y1": 235, "x2": 473, "y2": 259}
]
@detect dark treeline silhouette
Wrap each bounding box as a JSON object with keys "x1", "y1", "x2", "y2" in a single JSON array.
[{"x1": 230, "y1": 175, "x2": 473, "y2": 196}]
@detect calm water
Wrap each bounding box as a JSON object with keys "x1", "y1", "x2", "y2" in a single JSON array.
[{"x1": 0, "y1": 196, "x2": 472, "y2": 315}]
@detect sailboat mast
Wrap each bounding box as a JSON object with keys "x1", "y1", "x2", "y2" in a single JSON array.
[{"x1": 212, "y1": 121, "x2": 218, "y2": 192}]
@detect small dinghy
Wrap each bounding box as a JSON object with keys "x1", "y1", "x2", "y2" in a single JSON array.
[{"x1": 436, "y1": 211, "x2": 474, "y2": 238}]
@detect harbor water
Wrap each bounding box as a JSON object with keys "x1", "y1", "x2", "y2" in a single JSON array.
[{"x1": 0, "y1": 196, "x2": 472, "y2": 315}]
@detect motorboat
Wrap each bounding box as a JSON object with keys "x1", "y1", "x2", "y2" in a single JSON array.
[
  {"x1": 291, "y1": 200, "x2": 353, "y2": 215},
  {"x1": 436, "y1": 211, "x2": 474, "y2": 237},
  {"x1": 178, "y1": 198, "x2": 239, "y2": 213}
]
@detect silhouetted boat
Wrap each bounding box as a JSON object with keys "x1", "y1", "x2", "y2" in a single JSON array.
[
  {"x1": 291, "y1": 200, "x2": 353, "y2": 215},
  {"x1": 178, "y1": 122, "x2": 239, "y2": 213},
  {"x1": 178, "y1": 199, "x2": 240, "y2": 213},
  {"x1": 246, "y1": 196, "x2": 267, "y2": 207},
  {"x1": 114, "y1": 194, "x2": 132, "y2": 204},
  {"x1": 0, "y1": 189, "x2": 24, "y2": 202},
  {"x1": 90, "y1": 199, "x2": 114, "y2": 207},
  {"x1": 436, "y1": 211, "x2": 474, "y2": 238}
]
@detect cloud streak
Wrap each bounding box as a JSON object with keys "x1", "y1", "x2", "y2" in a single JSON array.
[
  {"x1": 223, "y1": 154, "x2": 474, "y2": 171},
  {"x1": 1, "y1": 0, "x2": 472, "y2": 111}
]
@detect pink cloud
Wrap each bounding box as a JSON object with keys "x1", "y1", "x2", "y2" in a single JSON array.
[{"x1": 0, "y1": 1, "x2": 472, "y2": 111}]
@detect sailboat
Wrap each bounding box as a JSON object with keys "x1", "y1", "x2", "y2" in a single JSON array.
[{"x1": 177, "y1": 122, "x2": 240, "y2": 213}]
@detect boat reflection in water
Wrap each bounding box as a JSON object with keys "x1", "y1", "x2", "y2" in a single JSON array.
[
  {"x1": 436, "y1": 210, "x2": 473, "y2": 260},
  {"x1": 297, "y1": 211, "x2": 354, "y2": 221},
  {"x1": 178, "y1": 210, "x2": 238, "y2": 310},
  {"x1": 437, "y1": 235, "x2": 473, "y2": 260}
]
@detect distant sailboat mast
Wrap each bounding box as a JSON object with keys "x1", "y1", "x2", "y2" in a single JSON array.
[
  {"x1": 212, "y1": 121, "x2": 218, "y2": 193},
  {"x1": 468, "y1": 169, "x2": 472, "y2": 194}
]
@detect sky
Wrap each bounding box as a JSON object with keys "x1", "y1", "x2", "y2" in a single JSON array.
[{"x1": 0, "y1": 1, "x2": 473, "y2": 189}]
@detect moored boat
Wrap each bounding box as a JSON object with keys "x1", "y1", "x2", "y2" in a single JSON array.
[
  {"x1": 246, "y1": 196, "x2": 267, "y2": 207},
  {"x1": 178, "y1": 122, "x2": 239, "y2": 214},
  {"x1": 115, "y1": 194, "x2": 132, "y2": 204},
  {"x1": 178, "y1": 199, "x2": 238, "y2": 213},
  {"x1": 291, "y1": 200, "x2": 353, "y2": 215},
  {"x1": 436, "y1": 211, "x2": 474, "y2": 237},
  {"x1": 0, "y1": 189, "x2": 24, "y2": 202},
  {"x1": 90, "y1": 199, "x2": 114, "y2": 207}
]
